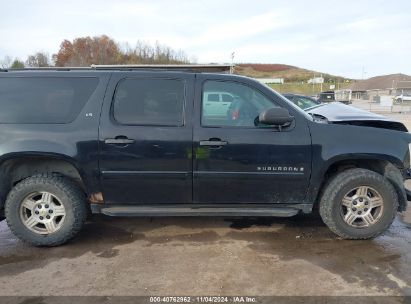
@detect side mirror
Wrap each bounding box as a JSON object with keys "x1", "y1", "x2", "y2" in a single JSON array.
[{"x1": 258, "y1": 107, "x2": 294, "y2": 127}]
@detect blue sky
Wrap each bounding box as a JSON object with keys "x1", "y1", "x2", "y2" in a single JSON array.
[{"x1": 1, "y1": 0, "x2": 410, "y2": 78}]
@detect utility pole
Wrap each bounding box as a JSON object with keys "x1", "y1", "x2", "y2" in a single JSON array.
[
  {"x1": 312, "y1": 73, "x2": 315, "y2": 94},
  {"x1": 320, "y1": 73, "x2": 323, "y2": 92},
  {"x1": 362, "y1": 66, "x2": 367, "y2": 80},
  {"x1": 230, "y1": 52, "x2": 235, "y2": 74}
]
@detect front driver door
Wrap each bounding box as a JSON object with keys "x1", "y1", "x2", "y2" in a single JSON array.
[{"x1": 193, "y1": 75, "x2": 312, "y2": 205}]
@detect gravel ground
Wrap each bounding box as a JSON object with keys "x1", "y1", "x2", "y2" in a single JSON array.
[{"x1": 0, "y1": 210, "x2": 410, "y2": 297}]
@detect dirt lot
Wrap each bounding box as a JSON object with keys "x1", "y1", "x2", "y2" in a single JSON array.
[
  {"x1": 0, "y1": 101, "x2": 410, "y2": 299},
  {"x1": 0, "y1": 209, "x2": 410, "y2": 297}
]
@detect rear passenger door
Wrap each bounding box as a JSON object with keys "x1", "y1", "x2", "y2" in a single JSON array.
[{"x1": 98, "y1": 72, "x2": 194, "y2": 205}]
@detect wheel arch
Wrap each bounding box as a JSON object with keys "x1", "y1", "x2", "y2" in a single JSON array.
[
  {"x1": 0, "y1": 153, "x2": 89, "y2": 212},
  {"x1": 313, "y1": 156, "x2": 407, "y2": 212}
]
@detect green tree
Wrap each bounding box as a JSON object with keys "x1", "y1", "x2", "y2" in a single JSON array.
[{"x1": 10, "y1": 59, "x2": 25, "y2": 69}]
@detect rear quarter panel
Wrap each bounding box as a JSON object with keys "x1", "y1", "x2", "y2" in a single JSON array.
[{"x1": 0, "y1": 71, "x2": 111, "y2": 193}]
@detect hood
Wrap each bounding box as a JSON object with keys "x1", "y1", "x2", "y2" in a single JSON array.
[
  {"x1": 307, "y1": 102, "x2": 390, "y2": 121},
  {"x1": 307, "y1": 102, "x2": 408, "y2": 132}
]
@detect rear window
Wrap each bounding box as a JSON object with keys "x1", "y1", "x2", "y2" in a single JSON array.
[{"x1": 0, "y1": 77, "x2": 99, "y2": 123}]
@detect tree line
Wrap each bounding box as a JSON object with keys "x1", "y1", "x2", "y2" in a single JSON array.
[{"x1": 0, "y1": 35, "x2": 192, "y2": 69}]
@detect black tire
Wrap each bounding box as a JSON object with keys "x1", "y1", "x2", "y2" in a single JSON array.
[
  {"x1": 5, "y1": 174, "x2": 87, "y2": 246},
  {"x1": 319, "y1": 168, "x2": 398, "y2": 239}
]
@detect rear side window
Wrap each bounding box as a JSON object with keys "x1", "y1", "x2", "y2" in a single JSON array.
[
  {"x1": 0, "y1": 77, "x2": 98, "y2": 123},
  {"x1": 207, "y1": 93, "x2": 219, "y2": 102},
  {"x1": 113, "y1": 78, "x2": 185, "y2": 126},
  {"x1": 222, "y1": 94, "x2": 234, "y2": 102}
]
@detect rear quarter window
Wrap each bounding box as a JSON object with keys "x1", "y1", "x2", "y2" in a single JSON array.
[{"x1": 0, "y1": 77, "x2": 99, "y2": 123}]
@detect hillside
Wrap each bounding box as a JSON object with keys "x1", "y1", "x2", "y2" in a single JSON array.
[
  {"x1": 234, "y1": 63, "x2": 351, "y2": 95},
  {"x1": 348, "y1": 73, "x2": 411, "y2": 91},
  {"x1": 234, "y1": 63, "x2": 348, "y2": 83}
]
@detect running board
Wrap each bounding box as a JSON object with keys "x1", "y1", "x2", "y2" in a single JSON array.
[{"x1": 97, "y1": 205, "x2": 300, "y2": 217}]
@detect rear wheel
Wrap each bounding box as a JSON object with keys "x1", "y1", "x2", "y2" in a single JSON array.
[
  {"x1": 319, "y1": 168, "x2": 398, "y2": 239},
  {"x1": 5, "y1": 174, "x2": 87, "y2": 246}
]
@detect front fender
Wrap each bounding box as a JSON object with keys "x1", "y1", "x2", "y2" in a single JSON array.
[{"x1": 307, "y1": 121, "x2": 410, "y2": 207}]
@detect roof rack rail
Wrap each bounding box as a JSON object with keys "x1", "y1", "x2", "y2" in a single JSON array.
[
  {"x1": 91, "y1": 64, "x2": 232, "y2": 72},
  {"x1": 1, "y1": 64, "x2": 234, "y2": 73},
  {"x1": 1, "y1": 67, "x2": 94, "y2": 72}
]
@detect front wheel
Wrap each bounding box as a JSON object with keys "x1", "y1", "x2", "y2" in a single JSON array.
[
  {"x1": 5, "y1": 174, "x2": 87, "y2": 246},
  {"x1": 319, "y1": 168, "x2": 398, "y2": 239}
]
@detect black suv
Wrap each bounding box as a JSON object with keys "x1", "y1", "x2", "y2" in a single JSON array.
[{"x1": 0, "y1": 66, "x2": 410, "y2": 246}]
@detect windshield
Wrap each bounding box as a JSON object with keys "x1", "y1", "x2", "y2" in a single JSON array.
[{"x1": 291, "y1": 96, "x2": 319, "y2": 110}]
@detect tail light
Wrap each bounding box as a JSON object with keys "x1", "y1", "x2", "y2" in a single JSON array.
[{"x1": 231, "y1": 110, "x2": 239, "y2": 120}]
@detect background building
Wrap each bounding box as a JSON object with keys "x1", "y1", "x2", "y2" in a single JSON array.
[{"x1": 349, "y1": 73, "x2": 411, "y2": 100}]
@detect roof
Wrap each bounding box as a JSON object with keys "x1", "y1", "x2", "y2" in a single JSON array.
[
  {"x1": 348, "y1": 73, "x2": 411, "y2": 91},
  {"x1": 397, "y1": 80, "x2": 411, "y2": 89},
  {"x1": 0, "y1": 64, "x2": 233, "y2": 73}
]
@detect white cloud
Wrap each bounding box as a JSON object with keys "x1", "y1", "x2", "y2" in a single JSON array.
[
  {"x1": 193, "y1": 12, "x2": 289, "y2": 45},
  {"x1": 342, "y1": 18, "x2": 379, "y2": 31}
]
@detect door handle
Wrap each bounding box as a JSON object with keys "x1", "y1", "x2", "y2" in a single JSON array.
[
  {"x1": 104, "y1": 137, "x2": 135, "y2": 145},
  {"x1": 199, "y1": 139, "x2": 228, "y2": 146}
]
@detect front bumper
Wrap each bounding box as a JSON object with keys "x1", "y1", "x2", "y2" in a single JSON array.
[
  {"x1": 403, "y1": 168, "x2": 411, "y2": 202},
  {"x1": 404, "y1": 168, "x2": 411, "y2": 179}
]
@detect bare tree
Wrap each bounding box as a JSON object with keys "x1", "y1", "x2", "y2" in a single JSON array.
[
  {"x1": 26, "y1": 52, "x2": 50, "y2": 67},
  {"x1": 0, "y1": 56, "x2": 13, "y2": 68}
]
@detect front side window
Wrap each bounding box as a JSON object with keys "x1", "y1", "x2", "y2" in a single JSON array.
[
  {"x1": 202, "y1": 80, "x2": 278, "y2": 127},
  {"x1": 113, "y1": 78, "x2": 185, "y2": 126}
]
